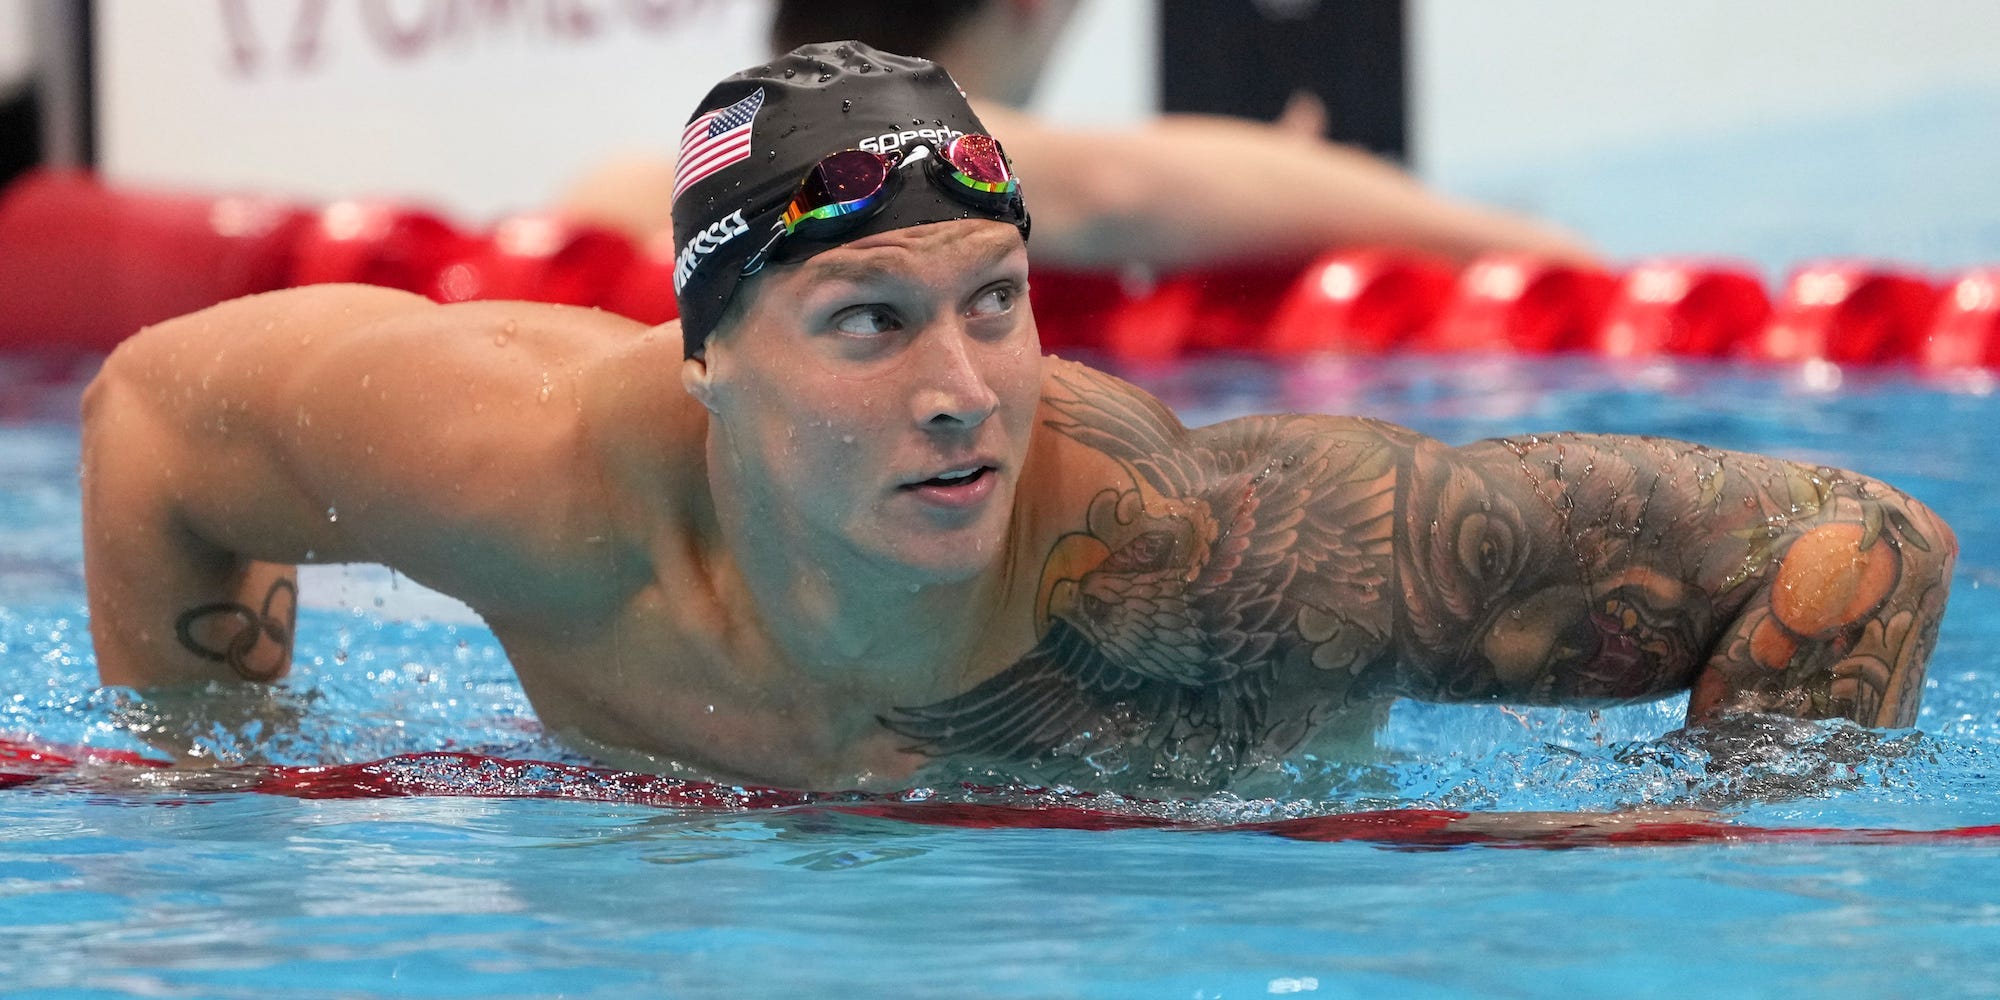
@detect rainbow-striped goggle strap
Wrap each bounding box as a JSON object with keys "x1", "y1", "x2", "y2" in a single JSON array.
[{"x1": 778, "y1": 151, "x2": 895, "y2": 233}]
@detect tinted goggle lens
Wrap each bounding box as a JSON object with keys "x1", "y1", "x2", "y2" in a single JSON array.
[
  {"x1": 782, "y1": 149, "x2": 894, "y2": 232},
  {"x1": 938, "y1": 134, "x2": 1016, "y2": 195},
  {"x1": 751, "y1": 135, "x2": 1025, "y2": 274}
]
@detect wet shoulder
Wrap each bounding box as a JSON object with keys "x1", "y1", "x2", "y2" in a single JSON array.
[{"x1": 1019, "y1": 357, "x2": 1187, "y2": 532}]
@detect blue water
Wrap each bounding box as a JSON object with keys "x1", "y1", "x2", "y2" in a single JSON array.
[{"x1": 4, "y1": 352, "x2": 1999, "y2": 997}]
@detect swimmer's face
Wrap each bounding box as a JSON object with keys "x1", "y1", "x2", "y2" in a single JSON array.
[{"x1": 684, "y1": 220, "x2": 1040, "y2": 583}]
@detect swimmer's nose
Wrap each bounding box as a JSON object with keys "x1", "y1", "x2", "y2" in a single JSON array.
[{"x1": 912, "y1": 328, "x2": 1000, "y2": 430}]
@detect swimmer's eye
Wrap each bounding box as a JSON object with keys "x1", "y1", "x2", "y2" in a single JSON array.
[
  {"x1": 830, "y1": 305, "x2": 903, "y2": 337},
  {"x1": 969, "y1": 281, "x2": 1020, "y2": 318}
]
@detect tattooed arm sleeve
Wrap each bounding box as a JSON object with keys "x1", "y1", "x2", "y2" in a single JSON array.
[
  {"x1": 885, "y1": 365, "x2": 1957, "y2": 776},
  {"x1": 1398, "y1": 433, "x2": 1956, "y2": 727}
]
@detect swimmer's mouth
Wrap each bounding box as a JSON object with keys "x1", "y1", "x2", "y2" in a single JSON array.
[{"x1": 902, "y1": 465, "x2": 997, "y2": 490}]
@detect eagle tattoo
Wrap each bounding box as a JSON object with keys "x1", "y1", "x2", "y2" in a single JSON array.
[{"x1": 882, "y1": 368, "x2": 1403, "y2": 777}]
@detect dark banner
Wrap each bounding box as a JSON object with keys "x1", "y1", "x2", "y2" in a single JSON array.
[{"x1": 1159, "y1": 0, "x2": 1406, "y2": 161}]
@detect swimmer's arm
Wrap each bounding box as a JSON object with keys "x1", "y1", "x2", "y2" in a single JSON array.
[
  {"x1": 79, "y1": 287, "x2": 423, "y2": 687},
  {"x1": 972, "y1": 103, "x2": 1598, "y2": 269},
  {"x1": 548, "y1": 106, "x2": 1595, "y2": 267},
  {"x1": 80, "y1": 286, "x2": 632, "y2": 689},
  {"x1": 891, "y1": 367, "x2": 1954, "y2": 769},
  {"x1": 1375, "y1": 432, "x2": 1956, "y2": 728}
]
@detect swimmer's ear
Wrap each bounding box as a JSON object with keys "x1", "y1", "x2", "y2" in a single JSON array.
[{"x1": 680, "y1": 352, "x2": 719, "y2": 413}]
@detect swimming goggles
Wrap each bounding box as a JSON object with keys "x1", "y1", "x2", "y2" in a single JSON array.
[{"x1": 741, "y1": 134, "x2": 1025, "y2": 274}]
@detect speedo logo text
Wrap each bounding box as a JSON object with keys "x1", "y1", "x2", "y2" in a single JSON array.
[{"x1": 858, "y1": 125, "x2": 966, "y2": 154}]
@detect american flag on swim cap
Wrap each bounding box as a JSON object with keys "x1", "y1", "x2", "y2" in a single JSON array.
[{"x1": 673, "y1": 87, "x2": 765, "y2": 203}]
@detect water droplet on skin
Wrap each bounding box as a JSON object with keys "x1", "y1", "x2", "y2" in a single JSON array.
[
  {"x1": 841, "y1": 99, "x2": 852, "y2": 112},
  {"x1": 326, "y1": 506, "x2": 339, "y2": 523},
  {"x1": 859, "y1": 64, "x2": 873, "y2": 73},
  {"x1": 783, "y1": 68, "x2": 796, "y2": 78},
  {"x1": 767, "y1": 150, "x2": 776, "y2": 160},
  {"x1": 841, "y1": 434, "x2": 855, "y2": 444}
]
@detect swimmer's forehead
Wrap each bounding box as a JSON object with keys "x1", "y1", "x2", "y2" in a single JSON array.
[{"x1": 796, "y1": 220, "x2": 1026, "y2": 286}]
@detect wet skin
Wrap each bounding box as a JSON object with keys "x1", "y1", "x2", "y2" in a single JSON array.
[{"x1": 80, "y1": 221, "x2": 1956, "y2": 790}]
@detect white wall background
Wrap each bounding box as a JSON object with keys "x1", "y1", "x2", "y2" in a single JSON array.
[
  {"x1": 1409, "y1": 0, "x2": 2000, "y2": 269},
  {"x1": 1033, "y1": 0, "x2": 1154, "y2": 127},
  {"x1": 0, "y1": 0, "x2": 30, "y2": 92},
  {"x1": 97, "y1": 0, "x2": 773, "y2": 216},
  {"x1": 1412, "y1": 0, "x2": 2000, "y2": 176},
  {"x1": 94, "y1": 0, "x2": 1154, "y2": 219}
]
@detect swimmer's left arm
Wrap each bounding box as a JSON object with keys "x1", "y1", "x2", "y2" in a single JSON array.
[
  {"x1": 1386, "y1": 433, "x2": 1956, "y2": 728},
  {"x1": 886, "y1": 365, "x2": 1956, "y2": 770}
]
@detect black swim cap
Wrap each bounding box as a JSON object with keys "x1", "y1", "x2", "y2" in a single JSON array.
[{"x1": 669, "y1": 40, "x2": 1030, "y2": 358}]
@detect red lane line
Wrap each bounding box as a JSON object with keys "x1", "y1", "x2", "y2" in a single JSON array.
[{"x1": 8, "y1": 738, "x2": 2000, "y2": 847}]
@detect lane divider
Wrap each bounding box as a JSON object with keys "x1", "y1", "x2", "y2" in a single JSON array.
[{"x1": 3, "y1": 170, "x2": 1996, "y2": 370}]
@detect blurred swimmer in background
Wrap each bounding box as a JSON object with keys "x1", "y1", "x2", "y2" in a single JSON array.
[{"x1": 557, "y1": 0, "x2": 1597, "y2": 271}]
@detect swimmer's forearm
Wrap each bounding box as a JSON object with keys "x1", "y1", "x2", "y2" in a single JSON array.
[
  {"x1": 84, "y1": 520, "x2": 301, "y2": 688},
  {"x1": 1001, "y1": 113, "x2": 1598, "y2": 269},
  {"x1": 1388, "y1": 433, "x2": 1956, "y2": 726}
]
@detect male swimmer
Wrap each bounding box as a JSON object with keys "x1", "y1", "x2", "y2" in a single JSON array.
[{"x1": 82, "y1": 43, "x2": 1955, "y2": 791}]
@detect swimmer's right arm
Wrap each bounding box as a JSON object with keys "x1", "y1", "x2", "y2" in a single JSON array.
[
  {"x1": 80, "y1": 286, "x2": 432, "y2": 687},
  {"x1": 80, "y1": 284, "x2": 631, "y2": 689}
]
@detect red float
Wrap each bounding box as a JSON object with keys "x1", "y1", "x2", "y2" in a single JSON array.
[
  {"x1": 1096, "y1": 274, "x2": 1203, "y2": 363},
  {"x1": 1751, "y1": 262, "x2": 1940, "y2": 365},
  {"x1": 596, "y1": 237, "x2": 682, "y2": 325},
  {"x1": 0, "y1": 171, "x2": 309, "y2": 351},
  {"x1": 1423, "y1": 254, "x2": 1617, "y2": 354},
  {"x1": 288, "y1": 199, "x2": 475, "y2": 297},
  {"x1": 431, "y1": 213, "x2": 638, "y2": 306},
  {"x1": 1176, "y1": 265, "x2": 1308, "y2": 354},
  {"x1": 1596, "y1": 260, "x2": 1772, "y2": 358},
  {"x1": 1029, "y1": 269, "x2": 1152, "y2": 357},
  {"x1": 1265, "y1": 250, "x2": 1457, "y2": 356},
  {"x1": 1917, "y1": 269, "x2": 2000, "y2": 371}
]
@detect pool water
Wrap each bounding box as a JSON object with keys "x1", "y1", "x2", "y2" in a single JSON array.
[{"x1": 4, "y1": 353, "x2": 2000, "y2": 998}]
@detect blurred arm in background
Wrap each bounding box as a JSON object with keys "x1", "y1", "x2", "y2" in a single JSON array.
[{"x1": 554, "y1": 0, "x2": 1596, "y2": 269}]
